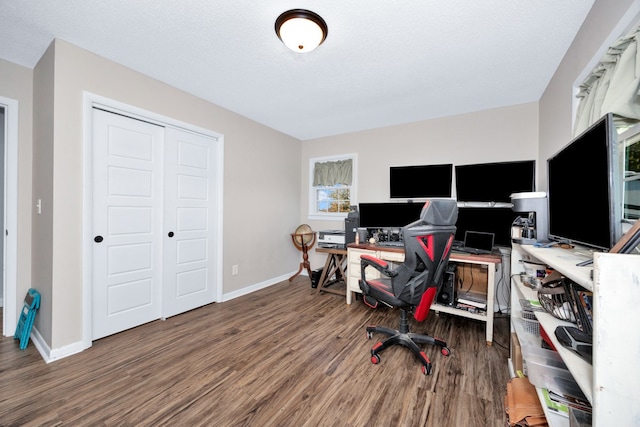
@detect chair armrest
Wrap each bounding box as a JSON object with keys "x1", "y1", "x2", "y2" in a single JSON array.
[{"x1": 360, "y1": 254, "x2": 398, "y2": 278}]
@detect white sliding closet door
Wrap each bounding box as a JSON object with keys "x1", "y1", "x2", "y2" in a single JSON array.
[
  {"x1": 92, "y1": 109, "x2": 164, "y2": 340},
  {"x1": 91, "y1": 109, "x2": 217, "y2": 340},
  {"x1": 162, "y1": 127, "x2": 216, "y2": 318}
]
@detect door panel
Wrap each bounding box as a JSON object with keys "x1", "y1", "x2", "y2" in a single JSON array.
[
  {"x1": 92, "y1": 109, "x2": 164, "y2": 340},
  {"x1": 163, "y1": 128, "x2": 217, "y2": 317}
]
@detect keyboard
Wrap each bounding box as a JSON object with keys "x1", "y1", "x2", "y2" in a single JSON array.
[
  {"x1": 377, "y1": 241, "x2": 404, "y2": 248},
  {"x1": 453, "y1": 246, "x2": 494, "y2": 255}
]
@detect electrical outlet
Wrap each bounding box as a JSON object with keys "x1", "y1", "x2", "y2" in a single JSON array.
[{"x1": 232, "y1": 265, "x2": 238, "y2": 275}]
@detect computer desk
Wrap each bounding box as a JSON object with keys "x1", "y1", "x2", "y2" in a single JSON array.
[{"x1": 346, "y1": 243, "x2": 501, "y2": 345}]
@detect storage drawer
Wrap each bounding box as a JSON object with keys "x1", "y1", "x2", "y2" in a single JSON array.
[
  {"x1": 523, "y1": 342, "x2": 585, "y2": 399},
  {"x1": 379, "y1": 250, "x2": 404, "y2": 263}
]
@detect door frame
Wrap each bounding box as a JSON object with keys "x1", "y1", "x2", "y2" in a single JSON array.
[
  {"x1": 0, "y1": 96, "x2": 18, "y2": 337},
  {"x1": 82, "y1": 92, "x2": 224, "y2": 349}
]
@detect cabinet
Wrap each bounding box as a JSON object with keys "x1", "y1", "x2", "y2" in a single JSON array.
[
  {"x1": 346, "y1": 243, "x2": 501, "y2": 345},
  {"x1": 510, "y1": 243, "x2": 640, "y2": 426}
]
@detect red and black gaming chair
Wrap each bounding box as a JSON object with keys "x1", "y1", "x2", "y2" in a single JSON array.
[{"x1": 359, "y1": 198, "x2": 457, "y2": 375}]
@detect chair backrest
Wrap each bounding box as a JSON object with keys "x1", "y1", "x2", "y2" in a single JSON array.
[{"x1": 393, "y1": 199, "x2": 457, "y2": 309}]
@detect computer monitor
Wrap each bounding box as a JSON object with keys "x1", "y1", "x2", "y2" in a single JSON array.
[
  {"x1": 358, "y1": 202, "x2": 424, "y2": 229},
  {"x1": 547, "y1": 113, "x2": 622, "y2": 250},
  {"x1": 455, "y1": 160, "x2": 535, "y2": 203},
  {"x1": 389, "y1": 164, "x2": 453, "y2": 199},
  {"x1": 454, "y1": 207, "x2": 520, "y2": 247}
]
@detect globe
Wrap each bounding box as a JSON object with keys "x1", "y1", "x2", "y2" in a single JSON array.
[
  {"x1": 289, "y1": 224, "x2": 316, "y2": 282},
  {"x1": 292, "y1": 224, "x2": 314, "y2": 249}
]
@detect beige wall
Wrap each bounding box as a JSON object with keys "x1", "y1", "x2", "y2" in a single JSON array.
[
  {"x1": 4, "y1": 0, "x2": 637, "y2": 354},
  {"x1": 32, "y1": 39, "x2": 301, "y2": 350},
  {"x1": 0, "y1": 58, "x2": 33, "y2": 333},
  {"x1": 301, "y1": 102, "x2": 539, "y2": 269},
  {"x1": 539, "y1": 0, "x2": 637, "y2": 190},
  {"x1": 32, "y1": 43, "x2": 56, "y2": 344},
  {"x1": 301, "y1": 0, "x2": 639, "y2": 270}
]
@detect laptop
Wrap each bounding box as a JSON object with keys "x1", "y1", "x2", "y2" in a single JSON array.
[{"x1": 459, "y1": 231, "x2": 495, "y2": 254}]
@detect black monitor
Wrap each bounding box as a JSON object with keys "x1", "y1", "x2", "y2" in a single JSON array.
[
  {"x1": 455, "y1": 160, "x2": 535, "y2": 202},
  {"x1": 454, "y1": 207, "x2": 520, "y2": 247},
  {"x1": 390, "y1": 164, "x2": 453, "y2": 199},
  {"x1": 358, "y1": 202, "x2": 424, "y2": 229},
  {"x1": 547, "y1": 113, "x2": 621, "y2": 250}
]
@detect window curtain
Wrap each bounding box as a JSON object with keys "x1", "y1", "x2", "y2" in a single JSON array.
[
  {"x1": 574, "y1": 25, "x2": 640, "y2": 135},
  {"x1": 313, "y1": 159, "x2": 352, "y2": 186}
]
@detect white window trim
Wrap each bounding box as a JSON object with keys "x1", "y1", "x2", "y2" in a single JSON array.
[{"x1": 308, "y1": 153, "x2": 358, "y2": 221}]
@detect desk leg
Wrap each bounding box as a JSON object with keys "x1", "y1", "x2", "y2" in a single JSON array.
[
  {"x1": 485, "y1": 262, "x2": 496, "y2": 345},
  {"x1": 317, "y1": 253, "x2": 347, "y2": 296},
  {"x1": 315, "y1": 256, "x2": 331, "y2": 293}
]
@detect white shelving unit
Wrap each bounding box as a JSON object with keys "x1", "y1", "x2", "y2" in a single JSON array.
[{"x1": 510, "y1": 242, "x2": 640, "y2": 426}]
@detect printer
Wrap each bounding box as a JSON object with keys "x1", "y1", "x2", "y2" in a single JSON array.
[{"x1": 318, "y1": 230, "x2": 346, "y2": 248}]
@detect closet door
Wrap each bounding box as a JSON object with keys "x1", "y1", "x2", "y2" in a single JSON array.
[
  {"x1": 92, "y1": 109, "x2": 164, "y2": 340},
  {"x1": 162, "y1": 128, "x2": 217, "y2": 317}
]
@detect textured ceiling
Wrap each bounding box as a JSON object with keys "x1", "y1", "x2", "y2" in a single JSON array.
[{"x1": 0, "y1": 1, "x2": 595, "y2": 140}]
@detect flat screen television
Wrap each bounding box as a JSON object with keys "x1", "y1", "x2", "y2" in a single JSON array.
[
  {"x1": 455, "y1": 160, "x2": 535, "y2": 202},
  {"x1": 547, "y1": 113, "x2": 622, "y2": 251},
  {"x1": 389, "y1": 164, "x2": 453, "y2": 199},
  {"x1": 358, "y1": 202, "x2": 424, "y2": 229}
]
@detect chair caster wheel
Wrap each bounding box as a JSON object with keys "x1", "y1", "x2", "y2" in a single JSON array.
[
  {"x1": 421, "y1": 364, "x2": 432, "y2": 375},
  {"x1": 370, "y1": 353, "x2": 381, "y2": 364},
  {"x1": 441, "y1": 347, "x2": 451, "y2": 356},
  {"x1": 366, "y1": 331, "x2": 373, "y2": 339}
]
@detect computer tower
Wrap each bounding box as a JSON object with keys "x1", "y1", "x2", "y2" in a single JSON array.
[
  {"x1": 437, "y1": 264, "x2": 457, "y2": 306},
  {"x1": 345, "y1": 215, "x2": 359, "y2": 245},
  {"x1": 310, "y1": 268, "x2": 323, "y2": 288}
]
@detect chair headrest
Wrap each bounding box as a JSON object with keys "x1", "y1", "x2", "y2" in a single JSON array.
[{"x1": 419, "y1": 198, "x2": 458, "y2": 226}]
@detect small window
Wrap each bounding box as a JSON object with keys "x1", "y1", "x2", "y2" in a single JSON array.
[{"x1": 309, "y1": 154, "x2": 357, "y2": 220}]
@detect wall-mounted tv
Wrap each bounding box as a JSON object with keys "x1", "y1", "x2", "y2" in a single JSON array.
[
  {"x1": 547, "y1": 113, "x2": 622, "y2": 251},
  {"x1": 455, "y1": 160, "x2": 535, "y2": 202},
  {"x1": 390, "y1": 164, "x2": 453, "y2": 199},
  {"x1": 358, "y1": 202, "x2": 424, "y2": 229}
]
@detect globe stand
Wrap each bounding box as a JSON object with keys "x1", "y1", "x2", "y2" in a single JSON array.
[{"x1": 289, "y1": 228, "x2": 316, "y2": 282}]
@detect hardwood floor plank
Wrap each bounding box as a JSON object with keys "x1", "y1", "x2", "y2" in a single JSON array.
[{"x1": 0, "y1": 278, "x2": 510, "y2": 426}]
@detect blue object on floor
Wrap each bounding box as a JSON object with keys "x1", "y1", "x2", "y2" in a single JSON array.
[{"x1": 14, "y1": 288, "x2": 41, "y2": 350}]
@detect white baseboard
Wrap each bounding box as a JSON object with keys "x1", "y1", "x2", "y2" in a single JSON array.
[
  {"x1": 221, "y1": 271, "x2": 301, "y2": 302},
  {"x1": 30, "y1": 326, "x2": 87, "y2": 363},
  {"x1": 24, "y1": 271, "x2": 306, "y2": 363}
]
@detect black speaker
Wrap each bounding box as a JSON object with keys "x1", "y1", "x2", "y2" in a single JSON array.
[
  {"x1": 345, "y1": 216, "x2": 359, "y2": 245},
  {"x1": 437, "y1": 265, "x2": 457, "y2": 306}
]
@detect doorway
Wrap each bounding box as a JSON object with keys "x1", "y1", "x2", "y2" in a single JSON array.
[
  {"x1": 0, "y1": 96, "x2": 18, "y2": 337},
  {"x1": 83, "y1": 93, "x2": 224, "y2": 347}
]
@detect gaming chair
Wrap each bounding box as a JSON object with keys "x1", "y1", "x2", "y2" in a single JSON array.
[{"x1": 359, "y1": 198, "x2": 457, "y2": 375}]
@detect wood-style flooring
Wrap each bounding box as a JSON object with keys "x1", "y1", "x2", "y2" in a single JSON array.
[{"x1": 0, "y1": 277, "x2": 510, "y2": 426}]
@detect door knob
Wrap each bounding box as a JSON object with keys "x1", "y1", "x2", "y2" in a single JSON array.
[
  {"x1": 94, "y1": 236, "x2": 104, "y2": 243},
  {"x1": 168, "y1": 232, "x2": 175, "y2": 238}
]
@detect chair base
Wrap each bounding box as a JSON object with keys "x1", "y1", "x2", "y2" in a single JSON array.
[{"x1": 366, "y1": 308, "x2": 450, "y2": 375}]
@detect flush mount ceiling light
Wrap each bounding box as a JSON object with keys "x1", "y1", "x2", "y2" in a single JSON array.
[{"x1": 275, "y1": 9, "x2": 328, "y2": 53}]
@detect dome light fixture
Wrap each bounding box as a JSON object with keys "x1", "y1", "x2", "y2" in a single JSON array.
[{"x1": 275, "y1": 9, "x2": 328, "y2": 53}]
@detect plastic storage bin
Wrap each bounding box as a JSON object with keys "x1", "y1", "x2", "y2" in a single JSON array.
[
  {"x1": 517, "y1": 315, "x2": 540, "y2": 336},
  {"x1": 522, "y1": 344, "x2": 585, "y2": 399}
]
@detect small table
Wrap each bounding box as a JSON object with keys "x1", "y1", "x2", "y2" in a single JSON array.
[{"x1": 315, "y1": 247, "x2": 348, "y2": 296}]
